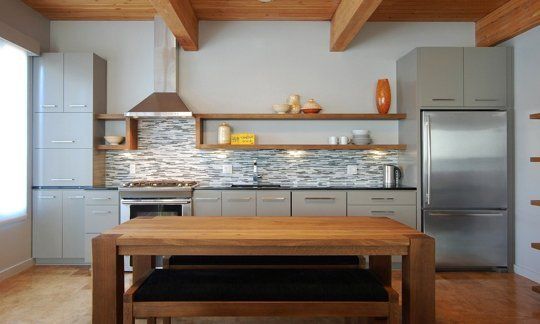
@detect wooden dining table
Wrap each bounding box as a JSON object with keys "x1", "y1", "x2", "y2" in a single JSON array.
[{"x1": 92, "y1": 216, "x2": 435, "y2": 324}]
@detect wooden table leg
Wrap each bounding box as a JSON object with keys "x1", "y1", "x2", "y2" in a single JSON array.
[
  {"x1": 92, "y1": 234, "x2": 124, "y2": 324},
  {"x1": 132, "y1": 255, "x2": 155, "y2": 282},
  {"x1": 402, "y1": 235, "x2": 435, "y2": 324},
  {"x1": 368, "y1": 255, "x2": 392, "y2": 286}
]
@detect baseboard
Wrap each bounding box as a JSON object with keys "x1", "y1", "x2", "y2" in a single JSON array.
[
  {"x1": 514, "y1": 264, "x2": 540, "y2": 283},
  {"x1": 0, "y1": 258, "x2": 34, "y2": 282}
]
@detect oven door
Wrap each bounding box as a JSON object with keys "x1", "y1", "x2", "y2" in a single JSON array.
[{"x1": 120, "y1": 198, "x2": 192, "y2": 223}]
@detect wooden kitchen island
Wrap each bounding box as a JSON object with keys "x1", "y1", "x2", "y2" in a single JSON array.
[{"x1": 92, "y1": 216, "x2": 435, "y2": 324}]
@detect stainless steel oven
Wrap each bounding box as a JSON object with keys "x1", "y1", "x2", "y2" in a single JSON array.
[{"x1": 120, "y1": 198, "x2": 192, "y2": 221}]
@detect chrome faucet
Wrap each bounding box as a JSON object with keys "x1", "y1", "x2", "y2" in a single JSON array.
[{"x1": 253, "y1": 159, "x2": 262, "y2": 183}]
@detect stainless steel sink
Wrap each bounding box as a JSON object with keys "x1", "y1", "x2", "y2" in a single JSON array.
[{"x1": 230, "y1": 184, "x2": 282, "y2": 189}]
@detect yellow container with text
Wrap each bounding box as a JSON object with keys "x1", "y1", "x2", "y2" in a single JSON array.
[{"x1": 231, "y1": 133, "x2": 256, "y2": 145}]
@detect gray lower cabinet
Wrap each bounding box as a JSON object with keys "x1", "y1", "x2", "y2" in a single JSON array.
[
  {"x1": 347, "y1": 206, "x2": 417, "y2": 228},
  {"x1": 464, "y1": 47, "x2": 508, "y2": 107},
  {"x1": 257, "y1": 190, "x2": 291, "y2": 216},
  {"x1": 84, "y1": 190, "x2": 119, "y2": 264},
  {"x1": 34, "y1": 113, "x2": 93, "y2": 149},
  {"x1": 193, "y1": 190, "x2": 222, "y2": 216},
  {"x1": 33, "y1": 149, "x2": 93, "y2": 186},
  {"x1": 33, "y1": 190, "x2": 63, "y2": 259},
  {"x1": 33, "y1": 189, "x2": 85, "y2": 261},
  {"x1": 418, "y1": 47, "x2": 464, "y2": 107},
  {"x1": 347, "y1": 190, "x2": 417, "y2": 228},
  {"x1": 222, "y1": 191, "x2": 256, "y2": 216},
  {"x1": 292, "y1": 191, "x2": 346, "y2": 216}
]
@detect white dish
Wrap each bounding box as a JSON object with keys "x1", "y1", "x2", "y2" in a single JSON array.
[
  {"x1": 352, "y1": 130, "x2": 369, "y2": 135},
  {"x1": 104, "y1": 135, "x2": 124, "y2": 145},
  {"x1": 272, "y1": 104, "x2": 290, "y2": 114}
]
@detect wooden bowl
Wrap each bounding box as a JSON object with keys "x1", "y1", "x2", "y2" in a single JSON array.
[{"x1": 301, "y1": 108, "x2": 322, "y2": 114}]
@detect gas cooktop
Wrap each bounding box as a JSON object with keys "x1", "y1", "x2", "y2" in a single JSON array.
[{"x1": 120, "y1": 180, "x2": 198, "y2": 191}]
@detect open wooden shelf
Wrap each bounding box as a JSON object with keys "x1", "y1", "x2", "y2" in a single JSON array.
[
  {"x1": 530, "y1": 114, "x2": 540, "y2": 119},
  {"x1": 94, "y1": 114, "x2": 138, "y2": 151},
  {"x1": 532, "y1": 243, "x2": 540, "y2": 251},
  {"x1": 195, "y1": 113, "x2": 406, "y2": 151},
  {"x1": 194, "y1": 113, "x2": 406, "y2": 120},
  {"x1": 197, "y1": 144, "x2": 407, "y2": 151},
  {"x1": 533, "y1": 286, "x2": 540, "y2": 294},
  {"x1": 531, "y1": 200, "x2": 540, "y2": 206},
  {"x1": 531, "y1": 157, "x2": 540, "y2": 162}
]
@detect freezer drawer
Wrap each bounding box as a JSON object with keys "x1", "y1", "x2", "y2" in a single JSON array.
[{"x1": 423, "y1": 210, "x2": 507, "y2": 268}]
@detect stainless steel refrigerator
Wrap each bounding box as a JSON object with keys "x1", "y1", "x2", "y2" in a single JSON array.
[{"x1": 422, "y1": 110, "x2": 508, "y2": 270}]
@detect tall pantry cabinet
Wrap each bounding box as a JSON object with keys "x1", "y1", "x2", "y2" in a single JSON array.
[{"x1": 32, "y1": 53, "x2": 107, "y2": 263}]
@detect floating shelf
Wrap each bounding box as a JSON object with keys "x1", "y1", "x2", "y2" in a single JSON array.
[
  {"x1": 197, "y1": 144, "x2": 407, "y2": 151},
  {"x1": 531, "y1": 157, "x2": 540, "y2": 162},
  {"x1": 94, "y1": 114, "x2": 138, "y2": 151},
  {"x1": 195, "y1": 113, "x2": 406, "y2": 151},
  {"x1": 531, "y1": 200, "x2": 540, "y2": 206},
  {"x1": 532, "y1": 243, "x2": 540, "y2": 251},
  {"x1": 530, "y1": 114, "x2": 540, "y2": 119},
  {"x1": 194, "y1": 113, "x2": 406, "y2": 120}
]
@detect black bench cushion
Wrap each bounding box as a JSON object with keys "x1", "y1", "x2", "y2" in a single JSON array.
[
  {"x1": 168, "y1": 255, "x2": 360, "y2": 266},
  {"x1": 134, "y1": 269, "x2": 388, "y2": 302}
]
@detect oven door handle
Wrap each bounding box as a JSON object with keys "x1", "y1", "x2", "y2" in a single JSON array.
[{"x1": 121, "y1": 199, "x2": 191, "y2": 205}]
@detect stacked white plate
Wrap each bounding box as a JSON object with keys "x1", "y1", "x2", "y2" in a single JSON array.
[{"x1": 352, "y1": 130, "x2": 372, "y2": 145}]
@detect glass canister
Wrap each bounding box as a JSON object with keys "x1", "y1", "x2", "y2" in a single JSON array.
[
  {"x1": 218, "y1": 122, "x2": 231, "y2": 144},
  {"x1": 288, "y1": 94, "x2": 301, "y2": 114}
]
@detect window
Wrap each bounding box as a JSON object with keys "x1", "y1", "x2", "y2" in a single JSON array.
[{"x1": 0, "y1": 39, "x2": 28, "y2": 224}]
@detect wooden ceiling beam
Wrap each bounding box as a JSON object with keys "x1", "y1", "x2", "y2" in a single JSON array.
[
  {"x1": 330, "y1": 0, "x2": 383, "y2": 52},
  {"x1": 476, "y1": 0, "x2": 540, "y2": 47},
  {"x1": 148, "y1": 0, "x2": 199, "y2": 51}
]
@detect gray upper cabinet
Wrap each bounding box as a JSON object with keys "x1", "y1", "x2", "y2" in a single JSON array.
[
  {"x1": 33, "y1": 113, "x2": 93, "y2": 149},
  {"x1": 222, "y1": 191, "x2": 256, "y2": 216},
  {"x1": 33, "y1": 149, "x2": 93, "y2": 186},
  {"x1": 64, "y1": 53, "x2": 94, "y2": 113},
  {"x1": 464, "y1": 47, "x2": 507, "y2": 107},
  {"x1": 257, "y1": 190, "x2": 291, "y2": 216},
  {"x1": 33, "y1": 53, "x2": 63, "y2": 113},
  {"x1": 193, "y1": 190, "x2": 222, "y2": 216},
  {"x1": 418, "y1": 48, "x2": 464, "y2": 107},
  {"x1": 292, "y1": 191, "x2": 346, "y2": 216},
  {"x1": 33, "y1": 190, "x2": 63, "y2": 259},
  {"x1": 62, "y1": 190, "x2": 86, "y2": 259},
  {"x1": 33, "y1": 52, "x2": 106, "y2": 113}
]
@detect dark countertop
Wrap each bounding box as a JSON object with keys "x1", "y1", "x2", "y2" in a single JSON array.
[
  {"x1": 32, "y1": 186, "x2": 118, "y2": 190},
  {"x1": 195, "y1": 185, "x2": 416, "y2": 191}
]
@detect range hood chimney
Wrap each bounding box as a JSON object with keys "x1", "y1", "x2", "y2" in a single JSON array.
[{"x1": 125, "y1": 17, "x2": 192, "y2": 118}]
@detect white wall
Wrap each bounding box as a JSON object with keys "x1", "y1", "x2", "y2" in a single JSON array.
[{"x1": 502, "y1": 26, "x2": 540, "y2": 283}]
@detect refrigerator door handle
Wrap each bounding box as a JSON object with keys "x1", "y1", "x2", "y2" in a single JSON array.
[{"x1": 424, "y1": 115, "x2": 432, "y2": 206}]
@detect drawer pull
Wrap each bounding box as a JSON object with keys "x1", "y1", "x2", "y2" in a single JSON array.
[
  {"x1": 67, "y1": 196, "x2": 85, "y2": 199},
  {"x1": 92, "y1": 197, "x2": 111, "y2": 200},
  {"x1": 431, "y1": 98, "x2": 455, "y2": 101},
  {"x1": 262, "y1": 197, "x2": 286, "y2": 201},
  {"x1": 475, "y1": 98, "x2": 498, "y2": 102},
  {"x1": 371, "y1": 210, "x2": 395, "y2": 215},
  {"x1": 194, "y1": 197, "x2": 220, "y2": 201},
  {"x1": 228, "y1": 198, "x2": 252, "y2": 202},
  {"x1": 68, "y1": 104, "x2": 87, "y2": 107},
  {"x1": 38, "y1": 195, "x2": 56, "y2": 199},
  {"x1": 92, "y1": 210, "x2": 112, "y2": 214},
  {"x1": 305, "y1": 197, "x2": 336, "y2": 200},
  {"x1": 371, "y1": 197, "x2": 394, "y2": 201},
  {"x1": 51, "y1": 140, "x2": 76, "y2": 143},
  {"x1": 41, "y1": 104, "x2": 57, "y2": 108},
  {"x1": 51, "y1": 178, "x2": 75, "y2": 181}
]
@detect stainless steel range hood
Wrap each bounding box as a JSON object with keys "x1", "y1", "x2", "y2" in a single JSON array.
[{"x1": 125, "y1": 17, "x2": 192, "y2": 118}]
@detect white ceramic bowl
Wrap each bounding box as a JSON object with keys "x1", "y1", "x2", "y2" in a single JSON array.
[
  {"x1": 273, "y1": 104, "x2": 290, "y2": 114},
  {"x1": 104, "y1": 135, "x2": 125, "y2": 145},
  {"x1": 352, "y1": 130, "x2": 369, "y2": 135}
]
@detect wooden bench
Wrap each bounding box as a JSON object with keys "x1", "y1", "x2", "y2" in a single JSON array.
[
  {"x1": 123, "y1": 269, "x2": 399, "y2": 324},
  {"x1": 163, "y1": 255, "x2": 363, "y2": 269}
]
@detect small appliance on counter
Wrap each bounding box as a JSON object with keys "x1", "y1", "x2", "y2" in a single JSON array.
[{"x1": 383, "y1": 164, "x2": 402, "y2": 187}]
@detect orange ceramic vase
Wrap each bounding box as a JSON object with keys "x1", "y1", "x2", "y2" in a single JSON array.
[{"x1": 376, "y1": 79, "x2": 391, "y2": 114}]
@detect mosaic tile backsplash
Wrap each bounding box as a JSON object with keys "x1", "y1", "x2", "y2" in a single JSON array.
[{"x1": 105, "y1": 119, "x2": 399, "y2": 187}]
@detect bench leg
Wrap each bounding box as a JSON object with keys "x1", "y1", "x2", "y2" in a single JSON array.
[
  {"x1": 162, "y1": 317, "x2": 172, "y2": 324},
  {"x1": 123, "y1": 301, "x2": 134, "y2": 324},
  {"x1": 146, "y1": 318, "x2": 156, "y2": 324}
]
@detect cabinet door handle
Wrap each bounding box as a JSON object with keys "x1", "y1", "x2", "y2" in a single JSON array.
[
  {"x1": 38, "y1": 195, "x2": 56, "y2": 199},
  {"x1": 92, "y1": 197, "x2": 111, "y2": 200},
  {"x1": 51, "y1": 140, "x2": 76, "y2": 143},
  {"x1": 432, "y1": 98, "x2": 455, "y2": 101},
  {"x1": 194, "y1": 197, "x2": 220, "y2": 201},
  {"x1": 371, "y1": 210, "x2": 396, "y2": 215},
  {"x1": 67, "y1": 196, "x2": 85, "y2": 199},
  {"x1": 51, "y1": 178, "x2": 75, "y2": 181},
  {"x1": 228, "y1": 198, "x2": 252, "y2": 202},
  {"x1": 371, "y1": 197, "x2": 394, "y2": 201},
  {"x1": 305, "y1": 197, "x2": 335, "y2": 200},
  {"x1": 92, "y1": 210, "x2": 112, "y2": 214},
  {"x1": 68, "y1": 104, "x2": 87, "y2": 107},
  {"x1": 475, "y1": 98, "x2": 498, "y2": 102},
  {"x1": 41, "y1": 104, "x2": 57, "y2": 108},
  {"x1": 262, "y1": 197, "x2": 286, "y2": 201}
]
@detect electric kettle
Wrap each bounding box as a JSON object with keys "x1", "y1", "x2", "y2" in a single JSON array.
[{"x1": 383, "y1": 165, "x2": 402, "y2": 187}]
